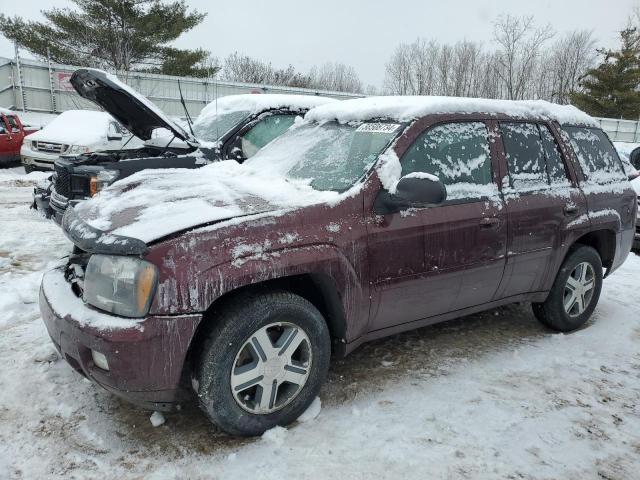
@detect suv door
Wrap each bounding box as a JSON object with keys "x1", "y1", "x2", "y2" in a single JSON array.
[
  {"x1": 494, "y1": 121, "x2": 588, "y2": 299},
  {"x1": 367, "y1": 120, "x2": 507, "y2": 331},
  {"x1": 561, "y1": 126, "x2": 637, "y2": 261},
  {"x1": 0, "y1": 115, "x2": 19, "y2": 163}
]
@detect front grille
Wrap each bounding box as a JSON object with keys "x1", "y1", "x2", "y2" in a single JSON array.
[
  {"x1": 54, "y1": 164, "x2": 71, "y2": 198},
  {"x1": 33, "y1": 141, "x2": 68, "y2": 154}
]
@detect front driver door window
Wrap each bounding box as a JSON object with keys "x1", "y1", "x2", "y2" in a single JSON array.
[
  {"x1": 368, "y1": 121, "x2": 506, "y2": 332},
  {"x1": 240, "y1": 114, "x2": 296, "y2": 159}
]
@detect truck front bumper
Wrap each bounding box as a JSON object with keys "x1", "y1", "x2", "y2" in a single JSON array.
[{"x1": 39, "y1": 268, "x2": 202, "y2": 411}]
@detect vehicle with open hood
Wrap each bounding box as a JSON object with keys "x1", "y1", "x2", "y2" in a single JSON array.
[
  {"x1": 40, "y1": 96, "x2": 637, "y2": 436},
  {"x1": 34, "y1": 68, "x2": 335, "y2": 222}
]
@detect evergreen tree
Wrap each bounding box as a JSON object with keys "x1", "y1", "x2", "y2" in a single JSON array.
[
  {"x1": 571, "y1": 28, "x2": 640, "y2": 119},
  {"x1": 0, "y1": 1, "x2": 215, "y2": 78}
]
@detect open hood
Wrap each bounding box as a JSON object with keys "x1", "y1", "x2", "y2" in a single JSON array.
[{"x1": 70, "y1": 68, "x2": 198, "y2": 144}]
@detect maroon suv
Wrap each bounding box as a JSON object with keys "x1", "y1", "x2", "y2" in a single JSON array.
[{"x1": 39, "y1": 97, "x2": 637, "y2": 436}]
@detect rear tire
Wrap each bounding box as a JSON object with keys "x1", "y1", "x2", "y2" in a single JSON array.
[
  {"x1": 532, "y1": 245, "x2": 603, "y2": 332},
  {"x1": 194, "y1": 291, "x2": 331, "y2": 436}
]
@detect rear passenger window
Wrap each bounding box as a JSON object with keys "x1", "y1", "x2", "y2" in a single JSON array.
[
  {"x1": 539, "y1": 126, "x2": 569, "y2": 185},
  {"x1": 400, "y1": 121, "x2": 494, "y2": 200},
  {"x1": 562, "y1": 126, "x2": 626, "y2": 183},
  {"x1": 500, "y1": 122, "x2": 548, "y2": 189}
]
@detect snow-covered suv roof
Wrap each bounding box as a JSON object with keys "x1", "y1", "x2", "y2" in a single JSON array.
[
  {"x1": 305, "y1": 96, "x2": 597, "y2": 126},
  {"x1": 196, "y1": 94, "x2": 336, "y2": 119}
]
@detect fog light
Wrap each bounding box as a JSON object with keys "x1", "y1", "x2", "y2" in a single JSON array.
[{"x1": 91, "y1": 350, "x2": 109, "y2": 371}]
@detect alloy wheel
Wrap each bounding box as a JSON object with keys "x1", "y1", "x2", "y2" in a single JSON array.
[
  {"x1": 563, "y1": 261, "x2": 596, "y2": 317},
  {"x1": 230, "y1": 322, "x2": 312, "y2": 414}
]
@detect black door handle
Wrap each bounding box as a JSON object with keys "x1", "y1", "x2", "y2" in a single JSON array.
[
  {"x1": 563, "y1": 204, "x2": 579, "y2": 216},
  {"x1": 479, "y1": 217, "x2": 500, "y2": 228}
]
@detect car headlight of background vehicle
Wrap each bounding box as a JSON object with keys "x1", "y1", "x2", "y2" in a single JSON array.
[
  {"x1": 83, "y1": 255, "x2": 158, "y2": 318},
  {"x1": 68, "y1": 145, "x2": 90, "y2": 154},
  {"x1": 89, "y1": 169, "x2": 119, "y2": 196}
]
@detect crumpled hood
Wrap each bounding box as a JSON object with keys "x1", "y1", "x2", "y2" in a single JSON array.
[{"x1": 72, "y1": 161, "x2": 342, "y2": 244}]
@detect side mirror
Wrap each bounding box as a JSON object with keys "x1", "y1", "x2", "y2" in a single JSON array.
[
  {"x1": 630, "y1": 146, "x2": 640, "y2": 171},
  {"x1": 374, "y1": 174, "x2": 447, "y2": 214}
]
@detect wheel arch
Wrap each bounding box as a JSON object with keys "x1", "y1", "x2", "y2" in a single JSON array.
[
  {"x1": 571, "y1": 228, "x2": 616, "y2": 274},
  {"x1": 183, "y1": 272, "x2": 348, "y2": 382}
]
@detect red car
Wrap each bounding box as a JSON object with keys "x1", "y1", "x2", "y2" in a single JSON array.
[
  {"x1": 0, "y1": 109, "x2": 38, "y2": 166},
  {"x1": 40, "y1": 97, "x2": 637, "y2": 435}
]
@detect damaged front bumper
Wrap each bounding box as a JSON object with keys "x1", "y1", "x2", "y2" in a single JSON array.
[{"x1": 39, "y1": 267, "x2": 202, "y2": 411}]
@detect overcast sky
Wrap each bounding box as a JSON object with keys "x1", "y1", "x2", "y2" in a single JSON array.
[{"x1": 0, "y1": 0, "x2": 636, "y2": 87}]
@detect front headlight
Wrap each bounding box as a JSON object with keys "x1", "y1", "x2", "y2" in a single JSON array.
[
  {"x1": 83, "y1": 255, "x2": 158, "y2": 318},
  {"x1": 69, "y1": 145, "x2": 90, "y2": 154},
  {"x1": 89, "y1": 169, "x2": 119, "y2": 196}
]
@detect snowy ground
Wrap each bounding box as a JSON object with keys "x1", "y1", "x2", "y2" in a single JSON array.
[{"x1": 0, "y1": 167, "x2": 639, "y2": 480}]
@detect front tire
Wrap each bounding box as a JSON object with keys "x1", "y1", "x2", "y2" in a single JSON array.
[
  {"x1": 194, "y1": 291, "x2": 331, "y2": 436},
  {"x1": 532, "y1": 245, "x2": 603, "y2": 332}
]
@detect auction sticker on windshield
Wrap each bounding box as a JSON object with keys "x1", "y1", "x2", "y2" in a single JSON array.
[{"x1": 356, "y1": 123, "x2": 401, "y2": 134}]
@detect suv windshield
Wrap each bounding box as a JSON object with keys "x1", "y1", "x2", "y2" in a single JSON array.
[
  {"x1": 245, "y1": 121, "x2": 401, "y2": 192},
  {"x1": 193, "y1": 110, "x2": 251, "y2": 143}
]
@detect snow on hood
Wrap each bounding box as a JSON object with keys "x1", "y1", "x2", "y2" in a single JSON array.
[
  {"x1": 73, "y1": 160, "x2": 342, "y2": 243},
  {"x1": 305, "y1": 96, "x2": 597, "y2": 126},
  {"x1": 25, "y1": 110, "x2": 114, "y2": 146},
  {"x1": 196, "y1": 94, "x2": 336, "y2": 120}
]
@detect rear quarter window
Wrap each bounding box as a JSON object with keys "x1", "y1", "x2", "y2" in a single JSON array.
[{"x1": 562, "y1": 127, "x2": 626, "y2": 184}]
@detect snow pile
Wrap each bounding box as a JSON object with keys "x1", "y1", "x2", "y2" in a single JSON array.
[
  {"x1": 306, "y1": 96, "x2": 597, "y2": 126},
  {"x1": 74, "y1": 160, "x2": 343, "y2": 243},
  {"x1": 149, "y1": 411, "x2": 166, "y2": 427},
  {"x1": 25, "y1": 110, "x2": 116, "y2": 146}
]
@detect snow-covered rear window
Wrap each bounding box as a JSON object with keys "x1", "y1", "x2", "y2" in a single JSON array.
[
  {"x1": 540, "y1": 125, "x2": 570, "y2": 184},
  {"x1": 244, "y1": 121, "x2": 399, "y2": 192},
  {"x1": 563, "y1": 127, "x2": 626, "y2": 184},
  {"x1": 501, "y1": 122, "x2": 569, "y2": 190},
  {"x1": 400, "y1": 122, "x2": 494, "y2": 200},
  {"x1": 192, "y1": 110, "x2": 251, "y2": 143}
]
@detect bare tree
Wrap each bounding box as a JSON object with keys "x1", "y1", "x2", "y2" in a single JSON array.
[
  {"x1": 547, "y1": 30, "x2": 597, "y2": 103},
  {"x1": 308, "y1": 62, "x2": 363, "y2": 93},
  {"x1": 493, "y1": 15, "x2": 555, "y2": 100},
  {"x1": 221, "y1": 52, "x2": 273, "y2": 84},
  {"x1": 383, "y1": 43, "x2": 414, "y2": 95}
]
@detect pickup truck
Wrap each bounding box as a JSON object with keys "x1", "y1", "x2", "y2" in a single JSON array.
[
  {"x1": 0, "y1": 108, "x2": 39, "y2": 166},
  {"x1": 33, "y1": 69, "x2": 335, "y2": 223}
]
